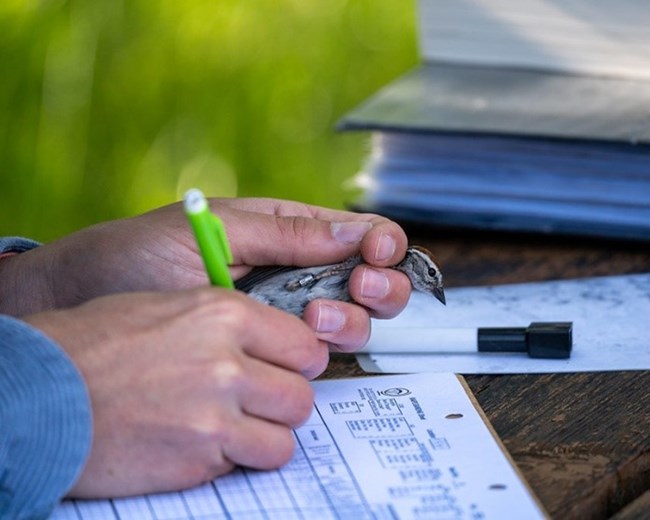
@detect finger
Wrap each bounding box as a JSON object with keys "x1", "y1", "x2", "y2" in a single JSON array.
[
  {"x1": 348, "y1": 266, "x2": 412, "y2": 319},
  {"x1": 224, "y1": 208, "x2": 371, "y2": 267},
  {"x1": 218, "y1": 292, "x2": 329, "y2": 378},
  {"x1": 223, "y1": 355, "x2": 315, "y2": 426},
  {"x1": 358, "y1": 223, "x2": 408, "y2": 268},
  {"x1": 214, "y1": 197, "x2": 382, "y2": 222},
  {"x1": 211, "y1": 199, "x2": 407, "y2": 268},
  {"x1": 255, "y1": 199, "x2": 409, "y2": 267},
  {"x1": 223, "y1": 415, "x2": 298, "y2": 470},
  {"x1": 302, "y1": 300, "x2": 371, "y2": 353}
]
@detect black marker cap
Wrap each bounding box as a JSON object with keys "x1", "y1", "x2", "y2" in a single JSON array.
[
  {"x1": 478, "y1": 322, "x2": 573, "y2": 359},
  {"x1": 527, "y1": 322, "x2": 573, "y2": 359}
]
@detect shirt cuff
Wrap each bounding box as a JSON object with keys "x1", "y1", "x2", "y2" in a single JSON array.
[
  {"x1": 0, "y1": 316, "x2": 92, "y2": 519},
  {"x1": 0, "y1": 237, "x2": 41, "y2": 256}
]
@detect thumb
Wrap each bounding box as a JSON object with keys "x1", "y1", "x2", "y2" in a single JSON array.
[{"x1": 227, "y1": 212, "x2": 373, "y2": 268}]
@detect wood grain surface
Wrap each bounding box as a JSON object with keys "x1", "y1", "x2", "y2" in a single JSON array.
[{"x1": 322, "y1": 229, "x2": 650, "y2": 519}]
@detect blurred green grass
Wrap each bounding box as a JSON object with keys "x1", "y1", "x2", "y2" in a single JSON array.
[{"x1": 0, "y1": 0, "x2": 417, "y2": 241}]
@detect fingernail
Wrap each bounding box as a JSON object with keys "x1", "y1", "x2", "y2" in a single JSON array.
[
  {"x1": 374, "y1": 232, "x2": 396, "y2": 262},
  {"x1": 331, "y1": 221, "x2": 372, "y2": 244},
  {"x1": 361, "y1": 268, "x2": 390, "y2": 299},
  {"x1": 315, "y1": 302, "x2": 346, "y2": 333}
]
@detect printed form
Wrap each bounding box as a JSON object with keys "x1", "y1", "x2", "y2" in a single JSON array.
[{"x1": 52, "y1": 373, "x2": 545, "y2": 519}]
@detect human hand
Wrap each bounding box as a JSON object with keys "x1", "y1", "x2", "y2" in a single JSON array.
[
  {"x1": 4, "y1": 198, "x2": 412, "y2": 351},
  {"x1": 23, "y1": 286, "x2": 326, "y2": 498}
]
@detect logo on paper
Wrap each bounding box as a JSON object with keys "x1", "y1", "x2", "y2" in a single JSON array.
[{"x1": 380, "y1": 387, "x2": 411, "y2": 397}]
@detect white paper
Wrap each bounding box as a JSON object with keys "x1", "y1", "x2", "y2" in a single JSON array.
[
  {"x1": 358, "y1": 273, "x2": 650, "y2": 374},
  {"x1": 51, "y1": 373, "x2": 544, "y2": 519}
]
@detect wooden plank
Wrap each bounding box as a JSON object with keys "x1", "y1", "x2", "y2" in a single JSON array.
[
  {"x1": 611, "y1": 490, "x2": 650, "y2": 520},
  {"x1": 465, "y1": 372, "x2": 650, "y2": 518}
]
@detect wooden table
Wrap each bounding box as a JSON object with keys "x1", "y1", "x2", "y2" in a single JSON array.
[{"x1": 322, "y1": 228, "x2": 650, "y2": 519}]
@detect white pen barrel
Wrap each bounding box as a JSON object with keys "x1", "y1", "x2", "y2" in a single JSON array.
[{"x1": 361, "y1": 328, "x2": 477, "y2": 354}]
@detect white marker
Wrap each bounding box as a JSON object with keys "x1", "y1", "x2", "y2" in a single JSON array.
[{"x1": 362, "y1": 322, "x2": 572, "y2": 359}]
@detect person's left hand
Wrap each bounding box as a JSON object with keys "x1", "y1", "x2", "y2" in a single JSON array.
[{"x1": 1, "y1": 198, "x2": 412, "y2": 351}]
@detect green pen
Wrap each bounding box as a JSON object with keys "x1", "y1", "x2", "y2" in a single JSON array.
[{"x1": 183, "y1": 188, "x2": 234, "y2": 288}]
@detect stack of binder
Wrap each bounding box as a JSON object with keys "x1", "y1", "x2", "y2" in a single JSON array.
[{"x1": 339, "y1": 0, "x2": 650, "y2": 241}]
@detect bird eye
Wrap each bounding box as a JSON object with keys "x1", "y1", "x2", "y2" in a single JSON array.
[{"x1": 428, "y1": 267, "x2": 437, "y2": 278}]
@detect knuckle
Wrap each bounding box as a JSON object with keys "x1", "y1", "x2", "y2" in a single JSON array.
[
  {"x1": 289, "y1": 215, "x2": 309, "y2": 239},
  {"x1": 216, "y1": 292, "x2": 245, "y2": 316},
  {"x1": 210, "y1": 295, "x2": 253, "y2": 335},
  {"x1": 181, "y1": 415, "x2": 236, "y2": 484},
  {"x1": 187, "y1": 286, "x2": 223, "y2": 308},
  {"x1": 194, "y1": 418, "x2": 229, "y2": 456},
  {"x1": 210, "y1": 357, "x2": 248, "y2": 393},
  {"x1": 182, "y1": 288, "x2": 245, "y2": 327},
  {"x1": 274, "y1": 217, "x2": 311, "y2": 263}
]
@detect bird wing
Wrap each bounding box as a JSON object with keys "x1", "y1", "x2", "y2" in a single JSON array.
[{"x1": 234, "y1": 266, "x2": 297, "y2": 293}]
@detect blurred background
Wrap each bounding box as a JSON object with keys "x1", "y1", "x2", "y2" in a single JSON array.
[{"x1": 0, "y1": 0, "x2": 417, "y2": 242}]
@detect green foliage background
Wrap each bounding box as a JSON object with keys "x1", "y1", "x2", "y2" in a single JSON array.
[{"x1": 0, "y1": 0, "x2": 417, "y2": 242}]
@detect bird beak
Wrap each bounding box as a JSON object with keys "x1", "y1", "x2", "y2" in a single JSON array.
[{"x1": 433, "y1": 286, "x2": 446, "y2": 305}]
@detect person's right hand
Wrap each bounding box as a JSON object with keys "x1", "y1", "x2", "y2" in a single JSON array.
[{"x1": 23, "y1": 286, "x2": 326, "y2": 499}]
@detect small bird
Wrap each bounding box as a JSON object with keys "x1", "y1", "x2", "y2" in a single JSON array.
[{"x1": 235, "y1": 245, "x2": 445, "y2": 317}]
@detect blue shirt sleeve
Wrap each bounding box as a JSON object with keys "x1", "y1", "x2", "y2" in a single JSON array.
[
  {"x1": 0, "y1": 317, "x2": 92, "y2": 519},
  {"x1": 0, "y1": 238, "x2": 92, "y2": 519},
  {"x1": 0, "y1": 237, "x2": 41, "y2": 255}
]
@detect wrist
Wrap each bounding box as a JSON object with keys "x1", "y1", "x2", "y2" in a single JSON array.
[{"x1": 0, "y1": 244, "x2": 57, "y2": 317}]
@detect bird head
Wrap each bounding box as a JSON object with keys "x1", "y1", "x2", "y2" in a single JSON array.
[{"x1": 396, "y1": 246, "x2": 446, "y2": 305}]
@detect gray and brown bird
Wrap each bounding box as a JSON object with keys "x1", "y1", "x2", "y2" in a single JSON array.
[{"x1": 235, "y1": 245, "x2": 445, "y2": 316}]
